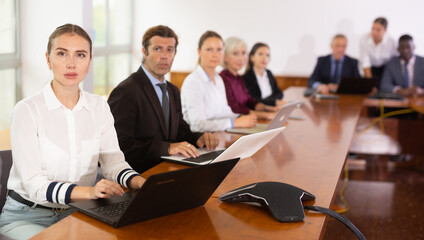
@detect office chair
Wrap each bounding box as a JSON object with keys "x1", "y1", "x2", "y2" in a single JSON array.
[{"x1": 0, "y1": 150, "x2": 12, "y2": 211}]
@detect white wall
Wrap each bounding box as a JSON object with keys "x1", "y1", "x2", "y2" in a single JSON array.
[
  {"x1": 19, "y1": 0, "x2": 424, "y2": 98},
  {"x1": 20, "y1": 0, "x2": 83, "y2": 98},
  {"x1": 133, "y1": 0, "x2": 424, "y2": 76}
]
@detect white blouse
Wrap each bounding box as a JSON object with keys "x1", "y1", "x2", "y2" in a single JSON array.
[
  {"x1": 359, "y1": 33, "x2": 397, "y2": 69},
  {"x1": 181, "y1": 65, "x2": 238, "y2": 132},
  {"x1": 255, "y1": 70, "x2": 273, "y2": 99},
  {"x1": 8, "y1": 83, "x2": 138, "y2": 208}
]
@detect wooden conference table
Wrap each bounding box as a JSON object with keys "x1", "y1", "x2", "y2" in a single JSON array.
[{"x1": 31, "y1": 87, "x2": 366, "y2": 240}]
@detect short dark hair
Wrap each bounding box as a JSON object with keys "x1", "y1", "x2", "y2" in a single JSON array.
[
  {"x1": 246, "y1": 42, "x2": 269, "y2": 72},
  {"x1": 399, "y1": 34, "x2": 413, "y2": 43},
  {"x1": 374, "y1": 17, "x2": 388, "y2": 29},
  {"x1": 47, "y1": 24, "x2": 92, "y2": 58},
  {"x1": 142, "y1": 25, "x2": 178, "y2": 55}
]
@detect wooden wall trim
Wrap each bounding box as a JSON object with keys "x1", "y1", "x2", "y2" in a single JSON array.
[{"x1": 170, "y1": 71, "x2": 308, "y2": 91}]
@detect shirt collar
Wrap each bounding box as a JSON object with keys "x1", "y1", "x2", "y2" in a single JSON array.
[
  {"x1": 141, "y1": 64, "x2": 167, "y2": 86},
  {"x1": 254, "y1": 69, "x2": 267, "y2": 78},
  {"x1": 368, "y1": 33, "x2": 390, "y2": 46},
  {"x1": 198, "y1": 65, "x2": 217, "y2": 83},
  {"x1": 331, "y1": 55, "x2": 345, "y2": 63},
  {"x1": 43, "y1": 81, "x2": 89, "y2": 111},
  {"x1": 400, "y1": 55, "x2": 416, "y2": 65}
]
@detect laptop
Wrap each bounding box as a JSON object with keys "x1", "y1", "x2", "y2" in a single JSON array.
[
  {"x1": 70, "y1": 158, "x2": 239, "y2": 228},
  {"x1": 226, "y1": 100, "x2": 304, "y2": 135},
  {"x1": 337, "y1": 77, "x2": 379, "y2": 94},
  {"x1": 161, "y1": 126, "x2": 285, "y2": 166}
]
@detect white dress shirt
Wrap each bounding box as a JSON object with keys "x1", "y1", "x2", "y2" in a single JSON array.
[
  {"x1": 181, "y1": 65, "x2": 238, "y2": 132},
  {"x1": 359, "y1": 33, "x2": 397, "y2": 69},
  {"x1": 255, "y1": 70, "x2": 273, "y2": 99},
  {"x1": 8, "y1": 82, "x2": 138, "y2": 208}
]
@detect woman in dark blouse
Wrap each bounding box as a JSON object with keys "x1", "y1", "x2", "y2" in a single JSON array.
[
  {"x1": 242, "y1": 42, "x2": 284, "y2": 106},
  {"x1": 220, "y1": 37, "x2": 278, "y2": 120}
]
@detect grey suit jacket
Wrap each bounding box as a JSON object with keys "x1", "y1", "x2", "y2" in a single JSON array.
[{"x1": 380, "y1": 55, "x2": 424, "y2": 92}]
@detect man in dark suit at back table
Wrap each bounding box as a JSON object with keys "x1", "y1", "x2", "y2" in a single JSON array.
[
  {"x1": 308, "y1": 34, "x2": 361, "y2": 94},
  {"x1": 108, "y1": 25, "x2": 218, "y2": 173},
  {"x1": 380, "y1": 34, "x2": 424, "y2": 97}
]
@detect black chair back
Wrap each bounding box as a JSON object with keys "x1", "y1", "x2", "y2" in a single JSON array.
[{"x1": 0, "y1": 150, "x2": 12, "y2": 211}]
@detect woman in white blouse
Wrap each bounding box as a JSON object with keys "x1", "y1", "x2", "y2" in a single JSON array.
[
  {"x1": 0, "y1": 24, "x2": 144, "y2": 239},
  {"x1": 359, "y1": 17, "x2": 397, "y2": 80},
  {"x1": 181, "y1": 31, "x2": 257, "y2": 132}
]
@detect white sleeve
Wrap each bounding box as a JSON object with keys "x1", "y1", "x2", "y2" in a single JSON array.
[
  {"x1": 181, "y1": 75, "x2": 234, "y2": 132},
  {"x1": 359, "y1": 35, "x2": 371, "y2": 69},
  {"x1": 98, "y1": 100, "x2": 139, "y2": 188}
]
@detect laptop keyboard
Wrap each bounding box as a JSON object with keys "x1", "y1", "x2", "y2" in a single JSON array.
[
  {"x1": 183, "y1": 150, "x2": 225, "y2": 163},
  {"x1": 91, "y1": 200, "x2": 131, "y2": 217}
]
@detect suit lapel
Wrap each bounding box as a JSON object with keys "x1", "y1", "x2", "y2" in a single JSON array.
[
  {"x1": 167, "y1": 84, "x2": 178, "y2": 140},
  {"x1": 413, "y1": 56, "x2": 422, "y2": 86},
  {"x1": 325, "y1": 56, "x2": 332, "y2": 82},
  {"x1": 136, "y1": 67, "x2": 169, "y2": 138},
  {"x1": 394, "y1": 58, "x2": 403, "y2": 86}
]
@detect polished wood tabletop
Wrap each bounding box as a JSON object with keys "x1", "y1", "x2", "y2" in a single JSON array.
[
  {"x1": 31, "y1": 87, "x2": 366, "y2": 240},
  {"x1": 410, "y1": 97, "x2": 424, "y2": 114},
  {"x1": 363, "y1": 94, "x2": 424, "y2": 114}
]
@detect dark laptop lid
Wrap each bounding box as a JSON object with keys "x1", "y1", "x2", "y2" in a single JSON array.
[
  {"x1": 337, "y1": 77, "x2": 378, "y2": 94},
  {"x1": 70, "y1": 158, "x2": 239, "y2": 228}
]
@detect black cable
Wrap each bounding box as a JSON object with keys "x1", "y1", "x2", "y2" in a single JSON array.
[{"x1": 304, "y1": 205, "x2": 366, "y2": 240}]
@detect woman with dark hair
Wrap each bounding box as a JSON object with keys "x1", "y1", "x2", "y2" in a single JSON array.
[
  {"x1": 359, "y1": 17, "x2": 397, "y2": 80},
  {"x1": 0, "y1": 24, "x2": 144, "y2": 239},
  {"x1": 181, "y1": 31, "x2": 257, "y2": 132},
  {"x1": 242, "y1": 43, "x2": 284, "y2": 106}
]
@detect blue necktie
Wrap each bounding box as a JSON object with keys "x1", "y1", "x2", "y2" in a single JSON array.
[
  {"x1": 403, "y1": 61, "x2": 409, "y2": 88},
  {"x1": 158, "y1": 83, "x2": 169, "y2": 134},
  {"x1": 333, "y1": 60, "x2": 340, "y2": 84}
]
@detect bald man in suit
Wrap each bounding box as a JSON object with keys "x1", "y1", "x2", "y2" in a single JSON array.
[{"x1": 308, "y1": 34, "x2": 360, "y2": 94}]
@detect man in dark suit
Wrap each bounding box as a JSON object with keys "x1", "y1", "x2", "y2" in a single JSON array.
[
  {"x1": 308, "y1": 34, "x2": 360, "y2": 94},
  {"x1": 380, "y1": 34, "x2": 424, "y2": 96},
  {"x1": 108, "y1": 25, "x2": 218, "y2": 173}
]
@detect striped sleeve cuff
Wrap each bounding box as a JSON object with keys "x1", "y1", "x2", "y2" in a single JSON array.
[
  {"x1": 46, "y1": 182, "x2": 77, "y2": 204},
  {"x1": 117, "y1": 168, "x2": 140, "y2": 189}
]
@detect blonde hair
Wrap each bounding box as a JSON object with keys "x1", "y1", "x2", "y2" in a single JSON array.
[{"x1": 222, "y1": 37, "x2": 247, "y2": 69}]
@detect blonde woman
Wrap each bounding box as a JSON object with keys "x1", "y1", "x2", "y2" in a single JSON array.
[{"x1": 220, "y1": 37, "x2": 278, "y2": 120}]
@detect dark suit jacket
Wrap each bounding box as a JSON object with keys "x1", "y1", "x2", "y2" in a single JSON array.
[
  {"x1": 307, "y1": 54, "x2": 360, "y2": 88},
  {"x1": 108, "y1": 67, "x2": 202, "y2": 173},
  {"x1": 242, "y1": 69, "x2": 283, "y2": 106},
  {"x1": 380, "y1": 55, "x2": 424, "y2": 92}
]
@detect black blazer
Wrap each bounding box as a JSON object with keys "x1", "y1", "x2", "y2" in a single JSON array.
[
  {"x1": 242, "y1": 69, "x2": 283, "y2": 106},
  {"x1": 108, "y1": 67, "x2": 202, "y2": 173},
  {"x1": 380, "y1": 55, "x2": 424, "y2": 92},
  {"x1": 307, "y1": 54, "x2": 360, "y2": 88}
]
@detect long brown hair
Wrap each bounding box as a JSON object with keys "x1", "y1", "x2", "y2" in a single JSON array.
[{"x1": 246, "y1": 42, "x2": 269, "y2": 73}]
